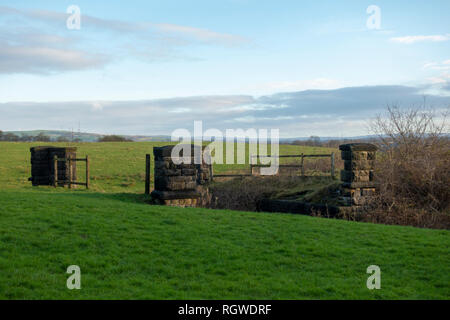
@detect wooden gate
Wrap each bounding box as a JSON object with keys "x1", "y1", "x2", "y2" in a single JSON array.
[
  {"x1": 52, "y1": 155, "x2": 90, "y2": 189},
  {"x1": 212, "y1": 153, "x2": 335, "y2": 179}
]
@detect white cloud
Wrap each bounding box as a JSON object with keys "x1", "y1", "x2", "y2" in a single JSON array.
[
  {"x1": 0, "y1": 5, "x2": 249, "y2": 74},
  {"x1": 169, "y1": 107, "x2": 191, "y2": 113},
  {"x1": 154, "y1": 23, "x2": 247, "y2": 46},
  {"x1": 259, "y1": 78, "x2": 342, "y2": 93},
  {"x1": 390, "y1": 34, "x2": 450, "y2": 44},
  {"x1": 423, "y1": 62, "x2": 438, "y2": 69},
  {"x1": 0, "y1": 5, "x2": 242, "y2": 44},
  {"x1": 423, "y1": 61, "x2": 450, "y2": 92},
  {"x1": 2, "y1": 85, "x2": 448, "y2": 136},
  {"x1": 423, "y1": 60, "x2": 450, "y2": 71},
  {"x1": 428, "y1": 77, "x2": 447, "y2": 84},
  {"x1": 428, "y1": 72, "x2": 450, "y2": 84},
  {"x1": 220, "y1": 103, "x2": 288, "y2": 113},
  {"x1": 91, "y1": 102, "x2": 104, "y2": 111},
  {"x1": 0, "y1": 43, "x2": 109, "y2": 74},
  {"x1": 232, "y1": 115, "x2": 293, "y2": 123}
]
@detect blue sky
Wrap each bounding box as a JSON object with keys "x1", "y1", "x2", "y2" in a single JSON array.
[{"x1": 0, "y1": 0, "x2": 449, "y2": 136}]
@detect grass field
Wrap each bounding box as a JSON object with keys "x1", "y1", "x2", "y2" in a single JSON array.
[
  {"x1": 0, "y1": 142, "x2": 334, "y2": 193},
  {"x1": 0, "y1": 142, "x2": 449, "y2": 299}
]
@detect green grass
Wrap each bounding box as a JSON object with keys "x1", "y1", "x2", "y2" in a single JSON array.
[
  {"x1": 0, "y1": 142, "x2": 449, "y2": 299},
  {"x1": 0, "y1": 142, "x2": 334, "y2": 193}
]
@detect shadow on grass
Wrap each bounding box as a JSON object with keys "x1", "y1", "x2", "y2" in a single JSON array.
[{"x1": 52, "y1": 191, "x2": 153, "y2": 205}]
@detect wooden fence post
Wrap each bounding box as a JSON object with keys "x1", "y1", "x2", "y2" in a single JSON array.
[
  {"x1": 53, "y1": 155, "x2": 58, "y2": 187},
  {"x1": 210, "y1": 160, "x2": 214, "y2": 181},
  {"x1": 86, "y1": 155, "x2": 90, "y2": 189},
  {"x1": 68, "y1": 156, "x2": 72, "y2": 189},
  {"x1": 331, "y1": 152, "x2": 335, "y2": 178},
  {"x1": 145, "y1": 154, "x2": 151, "y2": 195},
  {"x1": 301, "y1": 153, "x2": 305, "y2": 176}
]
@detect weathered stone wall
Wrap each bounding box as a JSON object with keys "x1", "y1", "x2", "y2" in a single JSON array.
[
  {"x1": 151, "y1": 145, "x2": 212, "y2": 207},
  {"x1": 339, "y1": 143, "x2": 377, "y2": 206},
  {"x1": 29, "y1": 146, "x2": 77, "y2": 186}
]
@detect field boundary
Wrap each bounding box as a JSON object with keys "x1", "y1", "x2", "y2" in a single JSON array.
[{"x1": 213, "y1": 153, "x2": 336, "y2": 178}]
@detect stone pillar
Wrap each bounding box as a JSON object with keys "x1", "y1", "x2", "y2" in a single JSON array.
[
  {"x1": 151, "y1": 145, "x2": 212, "y2": 207},
  {"x1": 339, "y1": 143, "x2": 377, "y2": 206},
  {"x1": 29, "y1": 146, "x2": 77, "y2": 186}
]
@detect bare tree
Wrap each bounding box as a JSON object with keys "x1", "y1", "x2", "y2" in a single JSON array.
[{"x1": 367, "y1": 105, "x2": 450, "y2": 228}]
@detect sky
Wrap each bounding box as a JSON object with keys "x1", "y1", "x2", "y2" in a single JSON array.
[{"x1": 0, "y1": 0, "x2": 449, "y2": 137}]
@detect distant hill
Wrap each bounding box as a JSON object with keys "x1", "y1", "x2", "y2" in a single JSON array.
[
  {"x1": 5, "y1": 130, "x2": 172, "y2": 142},
  {"x1": 8, "y1": 130, "x2": 103, "y2": 142},
  {"x1": 279, "y1": 135, "x2": 378, "y2": 143},
  {"x1": 130, "y1": 135, "x2": 172, "y2": 142},
  {"x1": 4, "y1": 130, "x2": 376, "y2": 143}
]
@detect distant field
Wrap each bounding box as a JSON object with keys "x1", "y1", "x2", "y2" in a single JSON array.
[{"x1": 0, "y1": 142, "x2": 448, "y2": 299}]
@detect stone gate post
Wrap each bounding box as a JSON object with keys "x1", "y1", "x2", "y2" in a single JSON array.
[{"x1": 339, "y1": 143, "x2": 377, "y2": 206}]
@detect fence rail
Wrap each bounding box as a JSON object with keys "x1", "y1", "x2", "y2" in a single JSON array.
[{"x1": 213, "y1": 152, "x2": 335, "y2": 179}]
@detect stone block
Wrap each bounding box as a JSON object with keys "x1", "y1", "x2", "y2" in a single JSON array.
[
  {"x1": 161, "y1": 168, "x2": 181, "y2": 176},
  {"x1": 340, "y1": 170, "x2": 373, "y2": 182},
  {"x1": 361, "y1": 188, "x2": 376, "y2": 196},
  {"x1": 344, "y1": 160, "x2": 375, "y2": 171},
  {"x1": 341, "y1": 151, "x2": 376, "y2": 161},
  {"x1": 342, "y1": 181, "x2": 375, "y2": 188},
  {"x1": 339, "y1": 143, "x2": 378, "y2": 152},
  {"x1": 181, "y1": 168, "x2": 196, "y2": 176},
  {"x1": 154, "y1": 145, "x2": 204, "y2": 160},
  {"x1": 154, "y1": 160, "x2": 169, "y2": 170},
  {"x1": 352, "y1": 196, "x2": 369, "y2": 206},
  {"x1": 185, "y1": 181, "x2": 197, "y2": 190}
]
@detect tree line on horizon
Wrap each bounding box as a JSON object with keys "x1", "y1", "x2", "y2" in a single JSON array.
[
  {"x1": 0, "y1": 130, "x2": 374, "y2": 145},
  {"x1": 0, "y1": 131, "x2": 132, "y2": 143},
  {"x1": 290, "y1": 135, "x2": 377, "y2": 148},
  {"x1": 0, "y1": 131, "x2": 59, "y2": 142}
]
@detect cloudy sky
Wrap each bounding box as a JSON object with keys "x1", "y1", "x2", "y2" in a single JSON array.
[{"x1": 0, "y1": 0, "x2": 449, "y2": 137}]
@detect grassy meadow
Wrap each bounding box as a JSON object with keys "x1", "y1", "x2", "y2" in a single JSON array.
[
  {"x1": 0, "y1": 141, "x2": 335, "y2": 193},
  {"x1": 0, "y1": 141, "x2": 449, "y2": 299}
]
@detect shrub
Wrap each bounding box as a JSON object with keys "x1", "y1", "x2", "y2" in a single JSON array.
[
  {"x1": 34, "y1": 132, "x2": 51, "y2": 142},
  {"x1": 209, "y1": 176, "x2": 334, "y2": 212},
  {"x1": 56, "y1": 136, "x2": 70, "y2": 142},
  {"x1": 365, "y1": 105, "x2": 450, "y2": 229},
  {"x1": 98, "y1": 135, "x2": 132, "y2": 142}
]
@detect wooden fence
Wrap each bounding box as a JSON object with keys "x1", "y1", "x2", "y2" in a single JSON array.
[
  {"x1": 53, "y1": 155, "x2": 90, "y2": 189},
  {"x1": 145, "y1": 154, "x2": 151, "y2": 195},
  {"x1": 213, "y1": 153, "x2": 335, "y2": 179}
]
